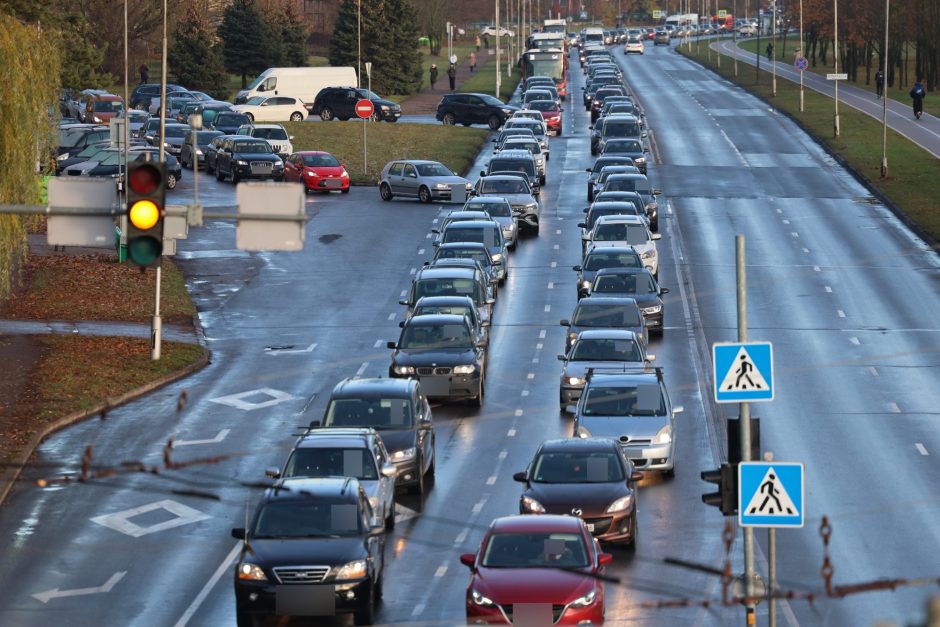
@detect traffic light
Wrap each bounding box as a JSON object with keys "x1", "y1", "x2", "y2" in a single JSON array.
[
  {"x1": 701, "y1": 463, "x2": 737, "y2": 516},
  {"x1": 126, "y1": 160, "x2": 166, "y2": 267}
]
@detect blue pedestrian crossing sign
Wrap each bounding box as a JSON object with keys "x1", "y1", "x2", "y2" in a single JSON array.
[
  {"x1": 713, "y1": 342, "x2": 774, "y2": 403},
  {"x1": 739, "y1": 462, "x2": 804, "y2": 528}
]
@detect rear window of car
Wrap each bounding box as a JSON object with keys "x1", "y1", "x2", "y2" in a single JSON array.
[
  {"x1": 442, "y1": 226, "x2": 498, "y2": 248},
  {"x1": 582, "y1": 384, "x2": 664, "y2": 416},
  {"x1": 252, "y1": 127, "x2": 288, "y2": 140},
  {"x1": 594, "y1": 273, "x2": 656, "y2": 294},
  {"x1": 573, "y1": 303, "x2": 642, "y2": 327},
  {"x1": 602, "y1": 121, "x2": 640, "y2": 137},
  {"x1": 324, "y1": 398, "x2": 413, "y2": 427},
  {"x1": 283, "y1": 447, "x2": 378, "y2": 480},
  {"x1": 490, "y1": 159, "x2": 535, "y2": 177},
  {"x1": 215, "y1": 113, "x2": 249, "y2": 126},
  {"x1": 584, "y1": 252, "x2": 643, "y2": 271}
]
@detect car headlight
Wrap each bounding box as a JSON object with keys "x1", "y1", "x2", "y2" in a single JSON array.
[
  {"x1": 236, "y1": 159, "x2": 248, "y2": 166},
  {"x1": 490, "y1": 252, "x2": 502, "y2": 263},
  {"x1": 274, "y1": 162, "x2": 284, "y2": 169},
  {"x1": 606, "y1": 495, "x2": 634, "y2": 513},
  {"x1": 502, "y1": 226, "x2": 514, "y2": 237},
  {"x1": 524, "y1": 203, "x2": 537, "y2": 211},
  {"x1": 568, "y1": 332, "x2": 577, "y2": 343},
  {"x1": 93, "y1": 116, "x2": 102, "y2": 123},
  {"x1": 642, "y1": 250, "x2": 655, "y2": 259},
  {"x1": 502, "y1": 108, "x2": 513, "y2": 115},
  {"x1": 306, "y1": 170, "x2": 317, "y2": 176},
  {"x1": 381, "y1": 105, "x2": 390, "y2": 111},
  {"x1": 342, "y1": 171, "x2": 350, "y2": 178},
  {"x1": 453, "y1": 364, "x2": 476, "y2": 374},
  {"x1": 472, "y1": 589, "x2": 495, "y2": 606},
  {"x1": 163, "y1": 142, "x2": 171, "y2": 148},
  {"x1": 393, "y1": 366, "x2": 415, "y2": 375},
  {"x1": 521, "y1": 495, "x2": 545, "y2": 513},
  {"x1": 237, "y1": 562, "x2": 268, "y2": 581},
  {"x1": 391, "y1": 447, "x2": 416, "y2": 462},
  {"x1": 567, "y1": 376, "x2": 584, "y2": 386},
  {"x1": 570, "y1": 589, "x2": 597, "y2": 608},
  {"x1": 654, "y1": 425, "x2": 672, "y2": 444},
  {"x1": 435, "y1": 182, "x2": 449, "y2": 189},
  {"x1": 642, "y1": 305, "x2": 662, "y2": 315},
  {"x1": 646, "y1": 201, "x2": 658, "y2": 210},
  {"x1": 56, "y1": 153, "x2": 69, "y2": 161},
  {"x1": 580, "y1": 280, "x2": 592, "y2": 289},
  {"x1": 465, "y1": 182, "x2": 473, "y2": 191},
  {"x1": 335, "y1": 559, "x2": 368, "y2": 581},
  {"x1": 195, "y1": 149, "x2": 203, "y2": 155},
  {"x1": 635, "y1": 157, "x2": 646, "y2": 163}
]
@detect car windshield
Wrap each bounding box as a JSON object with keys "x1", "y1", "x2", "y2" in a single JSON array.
[
  {"x1": 572, "y1": 303, "x2": 642, "y2": 327},
  {"x1": 571, "y1": 337, "x2": 641, "y2": 362},
  {"x1": 235, "y1": 141, "x2": 272, "y2": 154},
  {"x1": 480, "y1": 94, "x2": 505, "y2": 106},
  {"x1": 163, "y1": 126, "x2": 189, "y2": 138},
  {"x1": 399, "y1": 323, "x2": 472, "y2": 349},
  {"x1": 511, "y1": 122, "x2": 544, "y2": 136},
  {"x1": 252, "y1": 127, "x2": 288, "y2": 140},
  {"x1": 416, "y1": 163, "x2": 454, "y2": 177},
  {"x1": 594, "y1": 273, "x2": 656, "y2": 294},
  {"x1": 252, "y1": 500, "x2": 361, "y2": 538},
  {"x1": 215, "y1": 114, "x2": 249, "y2": 126},
  {"x1": 96, "y1": 152, "x2": 124, "y2": 166},
  {"x1": 604, "y1": 140, "x2": 642, "y2": 153},
  {"x1": 415, "y1": 305, "x2": 472, "y2": 319},
  {"x1": 283, "y1": 447, "x2": 378, "y2": 480},
  {"x1": 436, "y1": 248, "x2": 490, "y2": 266},
  {"x1": 414, "y1": 277, "x2": 483, "y2": 302},
  {"x1": 594, "y1": 223, "x2": 648, "y2": 244},
  {"x1": 603, "y1": 121, "x2": 639, "y2": 136},
  {"x1": 58, "y1": 129, "x2": 93, "y2": 148},
  {"x1": 303, "y1": 154, "x2": 341, "y2": 167},
  {"x1": 491, "y1": 160, "x2": 534, "y2": 176},
  {"x1": 481, "y1": 179, "x2": 529, "y2": 195},
  {"x1": 532, "y1": 451, "x2": 625, "y2": 482},
  {"x1": 77, "y1": 144, "x2": 108, "y2": 158},
  {"x1": 528, "y1": 100, "x2": 558, "y2": 112},
  {"x1": 93, "y1": 101, "x2": 123, "y2": 113},
  {"x1": 324, "y1": 398, "x2": 414, "y2": 429},
  {"x1": 506, "y1": 142, "x2": 540, "y2": 156},
  {"x1": 592, "y1": 159, "x2": 630, "y2": 174},
  {"x1": 466, "y1": 202, "x2": 511, "y2": 217},
  {"x1": 605, "y1": 178, "x2": 649, "y2": 194},
  {"x1": 581, "y1": 384, "x2": 665, "y2": 416},
  {"x1": 442, "y1": 227, "x2": 498, "y2": 247},
  {"x1": 607, "y1": 104, "x2": 637, "y2": 115},
  {"x1": 481, "y1": 532, "x2": 589, "y2": 568},
  {"x1": 195, "y1": 131, "x2": 220, "y2": 143},
  {"x1": 524, "y1": 91, "x2": 552, "y2": 102},
  {"x1": 583, "y1": 252, "x2": 643, "y2": 271}
]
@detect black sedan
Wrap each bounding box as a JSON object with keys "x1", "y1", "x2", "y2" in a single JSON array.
[
  {"x1": 514, "y1": 438, "x2": 643, "y2": 547},
  {"x1": 179, "y1": 130, "x2": 224, "y2": 170},
  {"x1": 214, "y1": 137, "x2": 284, "y2": 183},
  {"x1": 388, "y1": 314, "x2": 486, "y2": 406},
  {"x1": 203, "y1": 134, "x2": 238, "y2": 175},
  {"x1": 589, "y1": 267, "x2": 668, "y2": 335},
  {"x1": 599, "y1": 138, "x2": 648, "y2": 174}
]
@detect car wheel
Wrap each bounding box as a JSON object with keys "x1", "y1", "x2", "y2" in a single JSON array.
[
  {"x1": 236, "y1": 611, "x2": 261, "y2": 627},
  {"x1": 626, "y1": 513, "x2": 638, "y2": 549},
  {"x1": 470, "y1": 376, "x2": 485, "y2": 407},
  {"x1": 540, "y1": 175, "x2": 546, "y2": 185},
  {"x1": 352, "y1": 583, "x2": 377, "y2": 626},
  {"x1": 442, "y1": 112, "x2": 456, "y2": 125},
  {"x1": 408, "y1": 465, "x2": 425, "y2": 495},
  {"x1": 556, "y1": 127, "x2": 563, "y2": 136},
  {"x1": 386, "y1": 117, "x2": 398, "y2": 123},
  {"x1": 273, "y1": 176, "x2": 283, "y2": 183},
  {"x1": 385, "y1": 504, "x2": 395, "y2": 530},
  {"x1": 289, "y1": 111, "x2": 303, "y2": 122},
  {"x1": 532, "y1": 220, "x2": 540, "y2": 235},
  {"x1": 244, "y1": 113, "x2": 254, "y2": 122},
  {"x1": 205, "y1": 159, "x2": 214, "y2": 175},
  {"x1": 320, "y1": 107, "x2": 334, "y2": 121},
  {"x1": 427, "y1": 446, "x2": 436, "y2": 477},
  {"x1": 341, "y1": 186, "x2": 350, "y2": 194},
  {"x1": 662, "y1": 466, "x2": 675, "y2": 479},
  {"x1": 165, "y1": 173, "x2": 177, "y2": 190},
  {"x1": 338, "y1": 116, "x2": 350, "y2": 121},
  {"x1": 487, "y1": 115, "x2": 501, "y2": 130},
  {"x1": 461, "y1": 121, "x2": 472, "y2": 126},
  {"x1": 418, "y1": 185, "x2": 432, "y2": 204},
  {"x1": 231, "y1": 171, "x2": 240, "y2": 185},
  {"x1": 651, "y1": 220, "x2": 659, "y2": 233},
  {"x1": 216, "y1": 166, "x2": 225, "y2": 182},
  {"x1": 379, "y1": 183, "x2": 393, "y2": 201}
]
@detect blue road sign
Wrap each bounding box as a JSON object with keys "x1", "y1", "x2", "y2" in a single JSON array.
[
  {"x1": 739, "y1": 462, "x2": 804, "y2": 528},
  {"x1": 713, "y1": 342, "x2": 774, "y2": 403},
  {"x1": 795, "y1": 56, "x2": 808, "y2": 71}
]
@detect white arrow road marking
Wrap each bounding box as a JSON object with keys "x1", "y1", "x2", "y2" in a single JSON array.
[
  {"x1": 172, "y1": 429, "x2": 231, "y2": 447},
  {"x1": 265, "y1": 343, "x2": 317, "y2": 355},
  {"x1": 32, "y1": 571, "x2": 126, "y2": 604},
  {"x1": 394, "y1": 503, "x2": 420, "y2": 524}
]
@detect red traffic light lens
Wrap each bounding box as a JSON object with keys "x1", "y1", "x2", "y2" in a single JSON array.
[{"x1": 129, "y1": 164, "x2": 161, "y2": 195}]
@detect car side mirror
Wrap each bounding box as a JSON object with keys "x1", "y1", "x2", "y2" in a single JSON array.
[
  {"x1": 491, "y1": 138, "x2": 498, "y2": 142},
  {"x1": 652, "y1": 233, "x2": 662, "y2": 240},
  {"x1": 398, "y1": 321, "x2": 405, "y2": 328},
  {"x1": 264, "y1": 467, "x2": 281, "y2": 479},
  {"x1": 369, "y1": 524, "x2": 385, "y2": 537},
  {"x1": 381, "y1": 464, "x2": 397, "y2": 478},
  {"x1": 231, "y1": 527, "x2": 246, "y2": 540},
  {"x1": 481, "y1": 320, "x2": 491, "y2": 327},
  {"x1": 588, "y1": 125, "x2": 593, "y2": 129},
  {"x1": 480, "y1": 170, "x2": 486, "y2": 177},
  {"x1": 432, "y1": 241, "x2": 439, "y2": 247},
  {"x1": 652, "y1": 189, "x2": 663, "y2": 196},
  {"x1": 585, "y1": 168, "x2": 592, "y2": 172},
  {"x1": 576, "y1": 222, "x2": 586, "y2": 229},
  {"x1": 597, "y1": 552, "x2": 614, "y2": 567},
  {"x1": 308, "y1": 419, "x2": 321, "y2": 428},
  {"x1": 641, "y1": 131, "x2": 648, "y2": 138},
  {"x1": 559, "y1": 319, "x2": 570, "y2": 327},
  {"x1": 399, "y1": 299, "x2": 409, "y2": 306},
  {"x1": 485, "y1": 298, "x2": 496, "y2": 305},
  {"x1": 460, "y1": 553, "x2": 476, "y2": 569},
  {"x1": 386, "y1": 341, "x2": 398, "y2": 350},
  {"x1": 512, "y1": 471, "x2": 527, "y2": 482},
  {"x1": 572, "y1": 265, "x2": 582, "y2": 272},
  {"x1": 660, "y1": 287, "x2": 670, "y2": 295},
  {"x1": 557, "y1": 354, "x2": 567, "y2": 361},
  {"x1": 673, "y1": 405, "x2": 684, "y2": 414}
]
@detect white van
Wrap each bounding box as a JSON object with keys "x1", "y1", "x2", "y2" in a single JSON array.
[{"x1": 235, "y1": 67, "x2": 358, "y2": 108}]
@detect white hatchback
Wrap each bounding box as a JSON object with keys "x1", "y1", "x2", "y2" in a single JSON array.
[
  {"x1": 233, "y1": 95, "x2": 307, "y2": 122},
  {"x1": 584, "y1": 215, "x2": 661, "y2": 278}
]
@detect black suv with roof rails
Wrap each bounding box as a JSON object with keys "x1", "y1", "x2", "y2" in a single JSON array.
[
  {"x1": 436, "y1": 92, "x2": 519, "y2": 130},
  {"x1": 231, "y1": 477, "x2": 385, "y2": 626},
  {"x1": 311, "y1": 86, "x2": 402, "y2": 122}
]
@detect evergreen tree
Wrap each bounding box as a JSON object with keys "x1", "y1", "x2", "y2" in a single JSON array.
[
  {"x1": 218, "y1": 0, "x2": 269, "y2": 87},
  {"x1": 280, "y1": 0, "x2": 307, "y2": 66},
  {"x1": 169, "y1": 3, "x2": 228, "y2": 98},
  {"x1": 328, "y1": 0, "x2": 364, "y2": 82}
]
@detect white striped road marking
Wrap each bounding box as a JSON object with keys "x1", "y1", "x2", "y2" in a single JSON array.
[
  {"x1": 824, "y1": 286, "x2": 832, "y2": 293},
  {"x1": 426, "y1": 232, "x2": 432, "y2": 238},
  {"x1": 782, "y1": 219, "x2": 790, "y2": 224},
  {"x1": 172, "y1": 429, "x2": 230, "y2": 447},
  {"x1": 551, "y1": 261, "x2": 557, "y2": 268},
  {"x1": 548, "y1": 281, "x2": 554, "y2": 289},
  {"x1": 514, "y1": 409, "x2": 523, "y2": 416},
  {"x1": 412, "y1": 603, "x2": 426, "y2": 616},
  {"x1": 814, "y1": 266, "x2": 821, "y2": 272},
  {"x1": 435, "y1": 565, "x2": 448, "y2": 577},
  {"x1": 521, "y1": 390, "x2": 530, "y2": 396},
  {"x1": 539, "y1": 329, "x2": 547, "y2": 339},
  {"x1": 173, "y1": 542, "x2": 242, "y2": 627},
  {"x1": 532, "y1": 357, "x2": 539, "y2": 363},
  {"x1": 791, "y1": 232, "x2": 799, "y2": 238},
  {"x1": 356, "y1": 362, "x2": 369, "y2": 376},
  {"x1": 849, "y1": 337, "x2": 860, "y2": 345},
  {"x1": 499, "y1": 450, "x2": 508, "y2": 459},
  {"x1": 472, "y1": 501, "x2": 485, "y2": 513},
  {"x1": 553, "y1": 244, "x2": 560, "y2": 250},
  {"x1": 418, "y1": 248, "x2": 425, "y2": 255},
  {"x1": 915, "y1": 443, "x2": 929, "y2": 456},
  {"x1": 887, "y1": 402, "x2": 901, "y2": 413},
  {"x1": 486, "y1": 476, "x2": 497, "y2": 485},
  {"x1": 544, "y1": 304, "x2": 551, "y2": 312},
  {"x1": 508, "y1": 428, "x2": 517, "y2": 436},
  {"x1": 409, "y1": 267, "x2": 416, "y2": 275},
  {"x1": 837, "y1": 310, "x2": 846, "y2": 318},
  {"x1": 802, "y1": 247, "x2": 810, "y2": 253},
  {"x1": 454, "y1": 528, "x2": 469, "y2": 545},
  {"x1": 869, "y1": 366, "x2": 879, "y2": 376},
  {"x1": 373, "y1": 339, "x2": 383, "y2": 348},
  {"x1": 556, "y1": 229, "x2": 562, "y2": 235},
  {"x1": 536, "y1": 343, "x2": 543, "y2": 350},
  {"x1": 527, "y1": 373, "x2": 535, "y2": 379},
  {"x1": 400, "y1": 289, "x2": 408, "y2": 297},
  {"x1": 387, "y1": 313, "x2": 396, "y2": 320}
]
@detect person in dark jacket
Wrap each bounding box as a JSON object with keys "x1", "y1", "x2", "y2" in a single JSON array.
[
  {"x1": 447, "y1": 63, "x2": 457, "y2": 91},
  {"x1": 875, "y1": 69, "x2": 884, "y2": 98},
  {"x1": 910, "y1": 76, "x2": 926, "y2": 119},
  {"x1": 139, "y1": 63, "x2": 149, "y2": 84},
  {"x1": 430, "y1": 64, "x2": 438, "y2": 90}
]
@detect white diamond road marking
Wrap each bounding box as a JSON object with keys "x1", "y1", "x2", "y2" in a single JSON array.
[
  {"x1": 91, "y1": 499, "x2": 210, "y2": 538},
  {"x1": 209, "y1": 387, "x2": 297, "y2": 411},
  {"x1": 743, "y1": 468, "x2": 798, "y2": 516}
]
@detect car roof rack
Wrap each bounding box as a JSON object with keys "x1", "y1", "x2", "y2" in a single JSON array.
[{"x1": 584, "y1": 365, "x2": 662, "y2": 383}]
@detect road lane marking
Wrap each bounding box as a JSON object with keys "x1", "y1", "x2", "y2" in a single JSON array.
[
  {"x1": 536, "y1": 343, "x2": 543, "y2": 350},
  {"x1": 547, "y1": 281, "x2": 554, "y2": 289},
  {"x1": 802, "y1": 247, "x2": 810, "y2": 253},
  {"x1": 556, "y1": 229, "x2": 562, "y2": 234},
  {"x1": 849, "y1": 337, "x2": 860, "y2": 345},
  {"x1": 418, "y1": 248, "x2": 425, "y2": 255},
  {"x1": 514, "y1": 409, "x2": 523, "y2": 416},
  {"x1": 454, "y1": 528, "x2": 469, "y2": 545},
  {"x1": 409, "y1": 267, "x2": 416, "y2": 275},
  {"x1": 374, "y1": 339, "x2": 383, "y2": 348},
  {"x1": 499, "y1": 450, "x2": 508, "y2": 459},
  {"x1": 527, "y1": 373, "x2": 535, "y2": 379},
  {"x1": 532, "y1": 357, "x2": 539, "y2": 363},
  {"x1": 776, "y1": 208, "x2": 783, "y2": 214},
  {"x1": 814, "y1": 266, "x2": 821, "y2": 272},
  {"x1": 887, "y1": 402, "x2": 901, "y2": 413},
  {"x1": 174, "y1": 542, "x2": 242, "y2": 627},
  {"x1": 388, "y1": 313, "x2": 396, "y2": 320},
  {"x1": 472, "y1": 501, "x2": 485, "y2": 513},
  {"x1": 508, "y1": 429, "x2": 517, "y2": 436},
  {"x1": 91, "y1": 499, "x2": 211, "y2": 538},
  {"x1": 916, "y1": 443, "x2": 929, "y2": 456},
  {"x1": 265, "y1": 343, "x2": 317, "y2": 355},
  {"x1": 791, "y1": 232, "x2": 799, "y2": 238},
  {"x1": 782, "y1": 219, "x2": 790, "y2": 224},
  {"x1": 486, "y1": 475, "x2": 497, "y2": 485},
  {"x1": 210, "y1": 388, "x2": 297, "y2": 411},
  {"x1": 544, "y1": 304, "x2": 551, "y2": 312},
  {"x1": 412, "y1": 603, "x2": 426, "y2": 616},
  {"x1": 172, "y1": 429, "x2": 230, "y2": 447},
  {"x1": 432, "y1": 218, "x2": 439, "y2": 224},
  {"x1": 837, "y1": 310, "x2": 846, "y2": 318},
  {"x1": 539, "y1": 329, "x2": 547, "y2": 339},
  {"x1": 356, "y1": 362, "x2": 369, "y2": 376},
  {"x1": 521, "y1": 390, "x2": 530, "y2": 396},
  {"x1": 824, "y1": 286, "x2": 832, "y2": 293},
  {"x1": 553, "y1": 244, "x2": 560, "y2": 250},
  {"x1": 551, "y1": 261, "x2": 557, "y2": 268},
  {"x1": 434, "y1": 565, "x2": 448, "y2": 577},
  {"x1": 33, "y1": 571, "x2": 127, "y2": 604},
  {"x1": 869, "y1": 366, "x2": 879, "y2": 376}
]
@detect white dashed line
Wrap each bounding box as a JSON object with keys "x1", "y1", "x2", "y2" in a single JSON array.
[
  {"x1": 356, "y1": 362, "x2": 369, "y2": 376},
  {"x1": 532, "y1": 356, "x2": 539, "y2": 363},
  {"x1": 412, "y1": 604, "x2": 426, "y2": 616},
  {"x1": 869, "y1": 366, "x2": 879, "y2": 377},
  {"x1": 837, "y1": 310, "x2": 846, "y2": 318},
  {"x1": 400, "y1": 289, "x2": 408, "y2": 297},
  {"x1": 527, "y1": 373, "x2": 535, "y2": 379},
  {"x1": 539, "y1": 329, "x2": 547, "y2": 339},
  {"x1": 776, "y1": 208, "x2": 783, "y2": 214},
  {"x1": 824, "y1": 286, "x2": 833, "y2": 293},
  {"x1": 498, "y1": 450, "x2": 508, "y2": 459},
  {"x1": 791, "y1": 232, "x2": 799, "y2": 238},
  {"x1": 432, "y1": 218, "x2": 439, "y2": 224},
  {"x1": 782, "y1": 219, "x2": 790, "y2": 224},
  {"x1": 486, "y1": 476, "x2": 497, "y2": 485},
  {"x1": 521, "y1": 390, "x2": 530, "y2": 397},
  {"x1": 887, "y1": 402, "x2": 901, "y2": 413},
  {"x1": 547, "y1": 281, "x2": 554, "y2": 289},
  {"x1": 544, "y1": 304, "x2": 551, "y2": 312},
  {"x1": 849, "y1": 337, "x2": 860, "y2": 345},
  {"x1": 418, "y1": 248, "x2": 425, "y2": 255},
  {"x1": 802, "y1": 247, "x2": 810, "y2": 253},
  {"x1": 508, "y1": 429, "x2": 517, "y2": 437},
  {"x1": 514, "y1": 409, "x2": 523, "y2": 417},
  {"x1": 409, "y1": 267, "x2": 417, "y2": 275},
  {"x1": 536, "y1": 342, "x2": 543, "y2": 350},
  {"x1": 915, "y1": 443, "x2": 929, "y2": 456},
  {"x1": 472, "y1": 501, "x2": 485, "y2": 513},
  {"x1": 556, "y1": 229, "x2": 562, "y2": 235},
  {"x1": 813, "y1": 266, "x2": 821, "y2": 272},
  {"x1": 426, "y1": 232, "x2": 432, "y2": 238},
  {"x1": 553, "y1": 244, "x2": 560, "y2": 250},
  {"x1": 373, "y1": 339, "x2": 383, "y2": 348},
  {"x1": 435, "y1": 565, "x2": 448, "y2": 577},
  {"x1": 550, "y1": 261, "x2": 557, "y2": 268},
  {"x1": 454, "y1": 528, "x2": 469, "y2": 545},
  {"x1": 387, "y1": 313, "x2": 396, "y2": 320}
]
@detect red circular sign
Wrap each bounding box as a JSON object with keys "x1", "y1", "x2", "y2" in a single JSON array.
[{"x1": 355, "y1": 99, "x2": 375, "y2": 118}]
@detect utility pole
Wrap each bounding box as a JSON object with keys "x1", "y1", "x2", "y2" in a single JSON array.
[
  {"x1": 833, "y1": 0, "x2": 841, "y2": 138},
  {"x1": 880, "y1": 0, "x2": 890, "y2": 178},
  {"x1": 152, "y1": 0, "x2": 169, "y2": 361},
  {"x1": 771, "y1": 0, "x2": 777, "y2": 95},
  {"x1": 737, "y1": 235, "x2": 757, "y2": 625},
  {"x1": 799, "y1": 0, "x2": 804, "y2": 110},
  {"x1": 496, "y1": 0, "x2": 502, "y2": 98}
]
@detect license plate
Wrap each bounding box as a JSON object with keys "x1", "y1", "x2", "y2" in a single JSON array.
[
  {"x1": 586, "y1": 523, "x2": 595, "y2": 532},
  {"x1": 420, "y1": 376, "x2": 450, "y2": 397},
  {"x1": 323, "y1": 179, "x2": 342, "y2": 188},
  {"x1": 275, "y1": 585, "x2": 335, "y2": 616}
]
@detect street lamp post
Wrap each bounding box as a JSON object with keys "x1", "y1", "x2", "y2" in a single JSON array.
[
  {"x1": 495, "y1": 0, "x2": 501, "y2": 98},
  {"x1": 772, "y1": 0, "x2": 777, "y2": 96},
  {"x1": 357, "y1": 0, "x2": 361, "y2": 89},
  {"x1": 880, "y1": 0, "x2": 889, "y2": 178},
  {"x1": 799, "y1": 0, "x2": 804, "y2": 111},
  {"x1": 833, "y1": 0, "x2": 841, "y2": 138}
]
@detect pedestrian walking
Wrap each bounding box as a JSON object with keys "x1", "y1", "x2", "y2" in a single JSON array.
[
  {"x1": 139, "y1": 63, "x2": 149, "y2": 84},
  {"x1": 469, "y1": 51, "x2": 477, "y2": 73},
  {"x1": 447, "y1": 62, "x2": 457, "y2": 91},
  {"x1": 910, "y1": 76, "x2": 926, "y2": 120},
  {"x1": 875, "y1": 69, "x2": 884, "y2": 98},
  {"x1": 765, "y1": 42, "x2": 773, "y2": 61},
  {"x1": 475, "y1": 35, "x2": 481, "y2": 51},
  {"x1": 429, "y1": 64, "x2": 438, "y2": 90},
  {"x1": 483, "y1": 33, "x2": 490, "y2": 49}
]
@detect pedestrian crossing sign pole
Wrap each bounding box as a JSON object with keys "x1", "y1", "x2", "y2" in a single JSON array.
[
  {"x1": 739, "y1": 462, "x2": 804, "y2": 527},
  {"x1": 713, "y1": 341, "x2": 774, "y2": 403}
]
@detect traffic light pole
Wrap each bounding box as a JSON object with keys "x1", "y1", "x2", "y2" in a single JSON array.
[
  {"x1": 736, "y1": 234, "x2": 756, "y2": 624},
  {"x1": 152, "y1": 0, "x2": 169, "y2": 361}
]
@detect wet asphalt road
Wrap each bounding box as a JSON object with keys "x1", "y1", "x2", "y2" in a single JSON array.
[{"x1": 1, "y1": 41, "x2": 939, "y2": 627}]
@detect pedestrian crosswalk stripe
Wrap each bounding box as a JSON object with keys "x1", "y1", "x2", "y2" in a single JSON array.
[
  {"x1": 719, "y1": 346, "x2": 769, "y2": 392},
  {"x1": 743, "y1": 467, "x2": 798, "y2": 517}
]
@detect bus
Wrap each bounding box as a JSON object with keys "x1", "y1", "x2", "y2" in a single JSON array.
[
  {"x1": 526, "y1": 32, "x2": 567, "y2": 52},
  {"x1": 521, "y1": 49, "x2": 568, "y2": 99},
  {"x1": 542, "y1": 18, "x2": 567, "y2": 35}
]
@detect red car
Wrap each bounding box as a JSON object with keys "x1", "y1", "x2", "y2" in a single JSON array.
[
  {"x1": 645, "y1": 28, "x2": 656, "y2": 40},
  {"x1": 460, "y1": 515, "x2": 610, "y2": 625},
  {"x1": 528, "y1": 100, "x2": 563, "y2": 136},
  {"x1": 283, "y1": 150, "x2": 350, "y2": 194}
]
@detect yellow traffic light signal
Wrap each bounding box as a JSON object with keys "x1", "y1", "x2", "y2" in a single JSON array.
[{"x1": 126, "y1": 161, "x2": 166, "y2": 267}]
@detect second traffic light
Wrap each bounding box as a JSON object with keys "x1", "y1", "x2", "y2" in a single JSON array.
[
  {"x1": 701, "y1": 463, "x2": 737, "y2": 516},
  {"x1": 126, "y1": 160, "x2": 166, "y2": 267}
]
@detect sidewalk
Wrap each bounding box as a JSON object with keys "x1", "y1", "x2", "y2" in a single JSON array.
[
  {"x1": 0, "y1": 319, "x2": 199, "y2": 343},
  {"x1": 710, "y1": 39, "x2": 940, "y2": 159},
  {"x1": 401, "y1": 47, "x2": 501, "y2": 115}
]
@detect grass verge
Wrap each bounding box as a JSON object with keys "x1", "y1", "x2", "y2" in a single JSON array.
[
  {"x1": 459, "y1": 60, "x2": 521, "y2": 102},
  {"x1": 735, "y1": 36, "x2": 937, "y2": 118},
  {"x1": 0, "y1": 256, "x2": 195, "y2": 325},
  {"x1": 678, "y1": 44, "x2": 940, "y2": 243},
  {"x1": 284, "y1": 121, "x2": 490, "y2": 185},
  {"x1": 0, "y1": 335, "x2": 204, "y2": 466}
]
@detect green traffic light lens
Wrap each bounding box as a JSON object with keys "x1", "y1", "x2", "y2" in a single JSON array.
[{"x1": 128, "y1": 236, "x2": 162, "y2": 266}]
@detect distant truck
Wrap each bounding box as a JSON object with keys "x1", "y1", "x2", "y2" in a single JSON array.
[{"x1": 235, "y1": 67, "x2": 358, "y2": 109}]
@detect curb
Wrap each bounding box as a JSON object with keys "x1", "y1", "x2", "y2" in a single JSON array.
[
  {"x1": 0, "y1": 345, "x2": 212, "y2": 508},
  {"x1": 676, "y1": 47, "x2": 940, "y2": 253}
]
